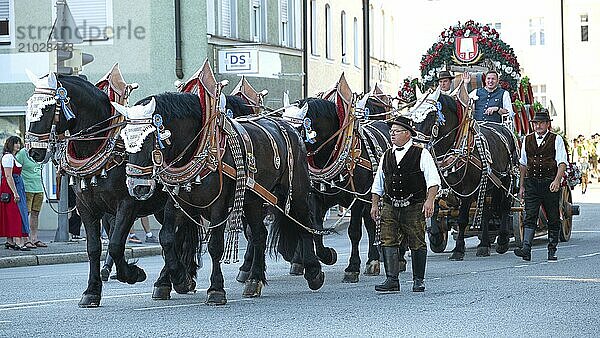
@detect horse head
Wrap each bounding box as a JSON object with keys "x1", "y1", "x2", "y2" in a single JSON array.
[
  {"x1": 113, "y1": 92, "x2": 203, "y2": 201},
  {"x1": 25, "y1": 70, "x2": 110, "y2": 163},
  {"x1": 408, "y1": 86, "x2": 459, "y2": 155},
  {"x1": 282, "y1": 98, "x2": 339, "y2": 166}
]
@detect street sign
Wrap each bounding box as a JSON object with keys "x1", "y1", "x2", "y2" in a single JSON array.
[{"x1": 218, "y1": 49, "x2": 259, "y2": 74}]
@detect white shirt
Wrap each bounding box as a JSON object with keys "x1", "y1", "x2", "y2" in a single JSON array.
[
  {"x1": 519, "y1": 132, "x2": 568, "y2": 167},
  {"x1": 1, "y1": 153, "x2": 22, "y2": 168},
  {"x1": 371, "y1": 140, "x2": 441, "y2": 196}
]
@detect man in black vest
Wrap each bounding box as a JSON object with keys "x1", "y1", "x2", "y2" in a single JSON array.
[
  {"x1": 370, "y1": 116, "x2": 440, "y2": 293},
  {"x1": 514, "y1": 109, "x2": 567, "y2": 261}
]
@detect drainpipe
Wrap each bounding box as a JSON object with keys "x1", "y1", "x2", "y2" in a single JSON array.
[
  {"x1": 362, "y1": 0, "x2": 370, "y2": 93},
  {"x1": 302, "y1": 0, "x2": 308, "y2": 98},
  {"x1": 175, "y1": 0, "x2": 184, "y2": 79},
  {"x1": 560, "y1": 0, "x2": 567, "y2": 133}
]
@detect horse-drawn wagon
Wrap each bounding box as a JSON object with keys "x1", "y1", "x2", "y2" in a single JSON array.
[{"x1": 409, "y1": 20, "x2": 580, "y2": 255}]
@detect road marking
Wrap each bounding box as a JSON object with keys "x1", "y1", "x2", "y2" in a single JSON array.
[
  {"x1": 571, "y1": 230, "x2": 600, "y2": 233},
  {"x1": 133, "y1": 298, "x2": 249, "y2": 311},
  {"x1": 0, "y1": 321, "x2": 11, "y2": 324},
  {"x1": 579, "y1": 252, "x2": 600, "y2": 258},
  {"x1": 0, "y1": 292, "x2": 153, "y2": 311},
  {"x1": 528, "y1": 276, "x2": 600, "y2": 283}
]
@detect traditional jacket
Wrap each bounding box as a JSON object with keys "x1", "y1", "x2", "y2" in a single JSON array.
[
  {"x1": 525, "y1": 132, "x2": 558, "y2": 179},
  {"x1": 382, "y1": 146, "x2": 426, "y2": 204}
]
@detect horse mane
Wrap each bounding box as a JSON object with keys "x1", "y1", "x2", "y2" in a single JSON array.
[
  {"x1": 297, "y1": 98, "x2": 338, "y2": 125},
  {"x1": 438, "y1": 93, "x2": 458, "y2": 120},
  {"x1": 135, "y1": 92, "x2": 202, "y2": 123},
  {"x1": 226, "y1": 95, "x2": 253, "y2": 117},
  {"x1": 57, "y1": 74, "x2": 111, "y2": 109}
]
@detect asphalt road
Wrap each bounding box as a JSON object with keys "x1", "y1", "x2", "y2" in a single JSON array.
[{"x1": 1, "y1": 186, "x2": 599, "y2": 337}]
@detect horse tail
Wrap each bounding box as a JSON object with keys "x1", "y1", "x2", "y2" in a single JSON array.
[
  {"x1": 268, "y1": 187, "x2": 300, "y2": 262},
  {"x1": 175, "y1": 219, "x2": 199, "y2": 278}
]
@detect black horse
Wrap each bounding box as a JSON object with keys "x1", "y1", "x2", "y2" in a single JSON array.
[
  {"x1": 283, "y1": 96, "x2": 391, "y2": 283},
  {"x1": 410, "y1": 89, "x2": 518, "y2": 259},
  {"x1": 25, "y1": 73, "x2": 198, "y2": 307},
  {"x1": 116, "y1": 89, "x2": 328, "y2": 305}
]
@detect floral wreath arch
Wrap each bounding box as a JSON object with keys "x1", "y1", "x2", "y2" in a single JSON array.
[{"x1": 419, "y1": 20, "x2": 521, "y2": 99}]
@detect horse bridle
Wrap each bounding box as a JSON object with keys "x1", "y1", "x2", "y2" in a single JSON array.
[{"x1": 25, "y1": 85, "x2": 75, "y2": 164}]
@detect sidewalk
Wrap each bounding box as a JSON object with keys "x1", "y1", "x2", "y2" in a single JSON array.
[
  {"x1": 0, "y1": 215, "x2": 350, "y2": 269},
  {"x1": 0, "y1": 229, "x2": 162, "y2": 269}
]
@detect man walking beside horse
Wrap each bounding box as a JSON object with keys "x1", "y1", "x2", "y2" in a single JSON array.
[
  {"x1": 370, "y1": 116, "x2": 440, "y2": 293},
  {"x1": 514, "y1": 109, "x2": 567, "y2": 261}
]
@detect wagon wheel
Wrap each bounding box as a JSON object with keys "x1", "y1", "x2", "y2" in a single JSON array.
[
  {"x1": 559, "y1": 186, "x2": 574, "y2": 242},
  {"x1": 428, "y1": 205, "x2": 448, "y2": 253}
]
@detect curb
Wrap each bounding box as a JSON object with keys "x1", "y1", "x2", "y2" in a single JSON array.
[{"x1": 0, "y1": 246, "x2": 163, "y2": 269}]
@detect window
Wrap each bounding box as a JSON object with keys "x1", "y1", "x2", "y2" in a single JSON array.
[
  {"x1": 325, "y1": 4, "x2": 331, "y2": 59},
  {"x1": 353, "y1": 17, "x2": 359, "y2": 67},
  {"x1": 251, "y1": 0, "x2": 266, "y2": 42},
  {"x1": 63, "y1": 0, "x2": 113, "y2": 42},
  {"x1": 310, "y1": 0, "x2": 317, "y2": 55},
  {"x1": 280, "y1": 0, "x2": 297, "y2": 47},
  {"x1": 0, "y1": 0, "x2": 12, "y2": 45},
  {"x1": 532, "y1": 84, "x2": 547, "y2": 107},
  {"x1": 529, "y1": 17, "x2": 545, "y2": 46},
  {"x1": 369, "y1": 5, "x2": 374, "y2": 56},
  {"x1": 341, "y1": 11, "x2": 347, "y2": 63},
  {"x1": 219, "y1": 0, "x2": 237, "y2": 38},
  {"x1": 581, "y1": 14, "x2": 588, "y2": 42}
]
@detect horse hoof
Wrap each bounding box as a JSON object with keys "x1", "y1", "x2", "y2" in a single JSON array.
[
  {"x1": 152, "y1": 286, "x2": 172, "y2": 300},
  {"x1": 78, "y1": 294, "x2": 101, "y2": 308},
  {"x1": 449, "y1": 251, "x2": 464, "y2": 261},
  {"x1": 236, "y1": 270, "x2": 250, "y2": 283},
  {"x1": 495, "y1": 243, "x2": 509, "y2": 254},
  {"x1": 363, "y1": 260, "x2": 380, "y2": 276},
  {"x1": 476, "y1": 247, "x2": 491, "y2": 257},
  {"x1": 123, "y1": 267, "x2": 147, "y2": 285},
  {"x1": 242, "y1": 279, "x2": 264, "y2": 298},
  {"x1": 323, "y1": 248, "x2": 337, "y2": 265},
  {"x1": 307, "y1": 271, "x2": 325, "y2": 290},
  {"x1": 290, "y1": 263, "x2": 304, "y2": 275},
  {"x1": 342, "y1": 272, "x2": 359, "y2": 283},
  {"x1": 173, "y1": 277, "x2": 196, "y2": 294},
  {"x1": 206, "y1": 290, "x2": 227, "y2": 306}
]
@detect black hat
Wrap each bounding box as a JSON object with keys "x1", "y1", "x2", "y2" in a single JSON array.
[
  {"x1": 437, "y1": 70, "x2": 453, "y2": 81},
  {"x1": 387, "y1": 116, "x2": 416, "y2": 136},
  {"x1": 531, "y1": 109, "x2": 552, "y2": 122}
]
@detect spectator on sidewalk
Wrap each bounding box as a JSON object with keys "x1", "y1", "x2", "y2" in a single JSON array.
[
  {"x1": 15, "y1": 147, "x2": 47, "y2": 247},
  {"x1": 128, "y1": 216, "x2": 158, "y2": 244},
  {"x1": 0, "y1": 136, "x2": 32, "y2": 251}
]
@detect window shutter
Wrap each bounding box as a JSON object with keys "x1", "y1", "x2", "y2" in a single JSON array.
[
  {"x1": 281, "y1": 0, "x2": 288, "y2": 23},
  {"x1": 67, "y1": 0, "x2": 108, "y2": 40},
  {"x1": 0, "y1": 0, "x2": 9, "y2": 21},
  {"x1": 221, "y1": 0, "x2": 231, "y2": 36}
]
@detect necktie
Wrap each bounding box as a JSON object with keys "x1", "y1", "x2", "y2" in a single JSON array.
[
  {"x1": 537, "y1": 135, "x2": 544, "y2": 140},
  {"x1": 395, "y1": 147, "x2": 404, "y2": 152}
]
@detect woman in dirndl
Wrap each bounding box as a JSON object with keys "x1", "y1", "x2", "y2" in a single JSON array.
[{"x1": 0, "y1": 136, "x2": 32, "y2": 251}]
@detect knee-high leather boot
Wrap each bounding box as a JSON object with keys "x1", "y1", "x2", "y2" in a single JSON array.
[
  {"x1": 375, "y1": 246, "x2": 400, "y2": 292},
  {"x1": 514, "y1": 227, "x2": 535, "y2": 261},
  {"x1": 411, "y1": 248, "x2": 427, "y2": 292}
]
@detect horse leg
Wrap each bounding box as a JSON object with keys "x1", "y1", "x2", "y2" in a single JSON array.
[
  {"x1": 476, "y1": 206, "x2": 492, "y2": 257},
  {"x1": 449, "y1": 197, "x2": 470, "y2": 261},
  {"x1": 495, "y1": 188, "x2": 511, "y2": 254},
  {"x1": 362, "y1": 205, "x2": 381, "y2": 276},
  {"x1": 205, "y1": 208, "x2": 227, "y2": 305},
  {"x1": 242, "y1": 202, "x2": 268, "y2": 298},
  {"x1": 172, "y1": 215, "x2": 199, "y2": 293},
  {"x1": 110, "y1": 203, "x2": 146, "y2": 285},
  {"x1": 237, "y1": 221, "x2": 253, "y2": 283},
  {"x1": 289, "y1": 242, "x2": 304, "y2": 275},
  {"x1": 311, "y1": 198, "x2": 337, "y2": 266},
  {"x1": 77, "y1": 210, "x2": 103, "y2": 308},
  {"x1": 342, "y1": 203, "x2": 363, "y2": 283}
]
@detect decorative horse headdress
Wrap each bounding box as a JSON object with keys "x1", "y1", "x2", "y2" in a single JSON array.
[
  {"x1": 112, "y1": 98, "x2": 171, "y2": 153},
  {"x1": 25, "y1": 70, "x2": 75, "y2": 123}
]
